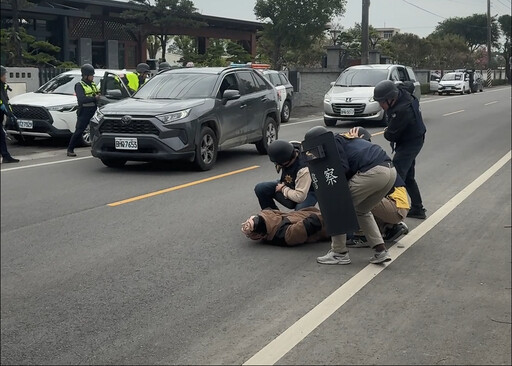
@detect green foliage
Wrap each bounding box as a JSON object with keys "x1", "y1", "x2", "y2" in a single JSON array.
[
  {"x1": 432, "y1": 13, "x2": 501, "y2": 52},
  {"x1": 254, "y1": 0, "x2": 346, "y2": 69},
  {"x1": 386, "y1": 33, "x2": 431, "y2": 68},
  {"x1": 225, "y1": 41, "x2": 252, "y2": 64}
]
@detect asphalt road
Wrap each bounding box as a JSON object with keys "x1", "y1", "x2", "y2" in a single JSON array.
[{"x1": 1, "y1": 88, "x2": 511, "y2": 365}]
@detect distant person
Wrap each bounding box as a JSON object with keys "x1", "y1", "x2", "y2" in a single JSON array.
[
  {"x1": 374, "y1": 80, "x2": 427, "y2": 219},
  {"x1": 67, "y1": 64, "x2": 99, "y2": 157},
  {"x1": 0, "y1": 65, "x2": 20, "y2": 163},
  {"x1": 158, "y1": 61, "x2": 171, "y2": 71},
  {"x1": 254, "y1": 140, "x2": 317, "y2": 211},
  {"x1": 125, "y1": 63, "x2": 151, "y2": 93}
]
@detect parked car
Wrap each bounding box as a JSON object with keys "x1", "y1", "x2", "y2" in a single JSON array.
[
  {"x1": 437, "y1": 71, "x2": 470, "y2": 95},
  {"x1": 259, "y1": 69, "x2": 294, "y2": 122},
  {"x1": 90, "y1": 66, "x2": 281, "y2": 170},
  {"x1": 6, "y1": 69, "x2": 133, "y2": 145},
  {"x1": 323, "y1": 64, "x2": 421, "y2": 126}
]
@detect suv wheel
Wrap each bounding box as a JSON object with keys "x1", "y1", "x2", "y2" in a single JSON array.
[
  {"x1": 255, "y1": 116, "x2": 278, "y2": 154},
  {"x1": 101, "y1": 158, "x2": 127, "y2": 168},
  {"x1": 324, "y1": 118, "x2": 337, "y2": 127},
  {"x1": 80, "y1": 125, "x2": 92, "y2": 147},
  {"x1": 194, "y1": 126, "x2": 217, "y2": 171},
  {"x1": 281, "y1": 100, "x2": 291, "y2": 122}
]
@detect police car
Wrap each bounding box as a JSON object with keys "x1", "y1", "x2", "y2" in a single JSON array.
[{"x1": 7, "y1": 69, "x2": 133, "y2": 146}]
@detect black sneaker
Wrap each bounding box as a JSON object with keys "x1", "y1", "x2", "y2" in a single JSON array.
[
  {"x1": 67, "y1": 151, "x2": 77, "y2": 157},
  {"x1": 2, "y1": 156, "x2": 20, "y2": 163},
  {"x1": 384, "y1": 222, "x2": 409, "y2": 241},
  {"x1": 407, "y1": 207, "x2": 427, "y2": 219}
]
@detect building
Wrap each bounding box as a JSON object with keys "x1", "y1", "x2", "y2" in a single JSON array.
[
  {"x1": 0, "y1": 0, "x2": 263, "y2": 69},
  {"x1": 374, "y1": 27, "x2": 400, "y2": 40}
]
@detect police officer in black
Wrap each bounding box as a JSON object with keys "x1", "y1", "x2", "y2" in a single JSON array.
[
  {"x1": 254, "y1": 140, "x2": 317, "y2": 210},
  {"x1": 1, "y1": 65, "x2": 19, "y2": 163},
  {"x1": 67, "y1": 64, "x2": 99, "y2": 157},
  {"x1": 374, "y1": 80, "x2": 427, "y2": 219}
]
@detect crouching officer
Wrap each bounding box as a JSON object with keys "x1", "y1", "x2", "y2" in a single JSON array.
[
  {"x1": 254, "y1": 140, "x2": 317, "y2": 210},
  {"x1": 67, "y1": 64, "x2": 99, "y2": 157},
  {"x1": 304, "y1": 126, "x2": 397, "y2": 265},
  {"x1": 374, "y1": 80, "x2": 427, "y2": 219},
  {"x1": 125, "y1": 62, "x2": 151, "y2": 93}
]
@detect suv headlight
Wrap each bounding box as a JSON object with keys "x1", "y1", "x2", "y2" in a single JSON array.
[
  {"x1": 91, "y1": 109, "x2": 104, "y2": 124},
  {"x1": 324, "y1": 95, "x2": 331, "y2": 103},
  {"x1": 156, "y1": 109, "x2": 191, "y2": 124},
  {"x1": 369, "y1": 96, "x2": 375, "y2": 102},
  {"x1": 47, "y1": 104, "x2": 77, "y2": 112}
]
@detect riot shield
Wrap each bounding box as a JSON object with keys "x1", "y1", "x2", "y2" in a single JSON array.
[{"x1": 301, "y1": 131, "x2": 359, "y2": 236}]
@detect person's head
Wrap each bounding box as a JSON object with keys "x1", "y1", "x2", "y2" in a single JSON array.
[
  {"x1": 373, "y1": 80, "x2": 399, "y2": 110},
  {"x1": 241, "y1": 215, "x2": 266, "y2": 240},
  {"x1": 1, "y1": 65, "x2": 7, "y2": 83},
  {"x1": 136, "y1": 63, "x2": 151, "y2": 78},
  {"x1": 80, "y1": 63, "x2": 95, "y2": 81},
  {"x1": 267, "y1": 140, "x2": 297, "y2": 168},
  {"x1": 158, "y1": 61, "x2": 171, "y2": 71},
  {"x1": 304, "y1": 126, "x2": 328, "y2": 141}
]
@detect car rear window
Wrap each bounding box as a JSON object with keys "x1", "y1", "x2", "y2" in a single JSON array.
[
  {"x1": 37, "y1": 74, "x2": 102, "y2": 95},
  {"x1": 335, "y1": 69, "x2": 388, "y2": 87},
  {"x1": 135, "y1": 73, "x2": 218, "y2": 99}
]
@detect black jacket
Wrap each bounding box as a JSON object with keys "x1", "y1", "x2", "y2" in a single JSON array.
[
  {"x1": 0, "y1": 81, "x2": 14, "y2": 117},
  {"x1": 384, "y1": 85, "x2": 426, "y2": 147}
]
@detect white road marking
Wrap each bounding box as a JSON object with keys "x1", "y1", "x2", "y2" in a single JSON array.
[
  {"x1": 243, "y1": 150, "x2": 511, "y2": 366},
  {"x1": 484, "y1": 101, "x2": 498, "y2": 105},
  {"x1": 443, "y1": 110, "x2": 465, "y2": 116},
  {"x1": 1, "y1": 156, "x2": 93, "y2": 172}
]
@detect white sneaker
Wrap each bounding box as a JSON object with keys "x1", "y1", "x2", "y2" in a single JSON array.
[
  {"x1": 369, "y1": 250, "x2": 391, "y2": 264},
  {"x1": 317, "y1": 250, "x2": 351, "y2": 265}
]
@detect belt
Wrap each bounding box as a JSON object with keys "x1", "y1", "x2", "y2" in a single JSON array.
[{"x1": 378, "y1": 161, "x2": 394, "y2": 168}]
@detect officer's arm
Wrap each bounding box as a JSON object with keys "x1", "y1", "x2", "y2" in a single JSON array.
[
  {"x1": 75, "y1": 83, "x2": 96, "y2": 105},
  {"x1": 383, "y1": 107, "x2": 414, "y2": 142},
  {"x1": 334, "y1": 138, "x2": 351, "y2": 175},
  {"x1": 282, "y1": 167, "x2": 311, "y2": 203}
]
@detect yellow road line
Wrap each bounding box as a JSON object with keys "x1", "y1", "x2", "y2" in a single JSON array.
[
  {"x1": 371, "y1": 130, "x2": 385, "y2": 136},
  {"x1": 108, "y1": 165, "x2": 260, "y2": 207},
  {"x1": 443, "y1": 110, "x2": 465, "y2": 116}
]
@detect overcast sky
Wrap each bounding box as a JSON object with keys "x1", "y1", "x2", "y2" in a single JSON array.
[{"x1": 191, "y1": 0, "x2": 511, "y2": 38}]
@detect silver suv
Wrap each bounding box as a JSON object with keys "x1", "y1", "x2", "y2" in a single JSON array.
[{"x1": 323, "y1": 64, "x2": 421, "y2": 126}]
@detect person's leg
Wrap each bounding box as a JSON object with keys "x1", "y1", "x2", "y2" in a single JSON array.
[
  {"x1": 295, "y1": 191, "x2": 317, "y2": 210},
  {"x1": 371, "y1": 197, "x2": 403, "y2": 231},
  {"x1": 317, "y1": 233, "x2": 351, "y2": 264},
  {"x1": 254, "y1": 180, "x2": 279, "y2": 209},
  {"x1": 393, "y1": 142, "x2": 424, "y2": 211},
  {"x1": 403, "y1": 158, "x2": 424, "y2": 211},
  {"x1": 0, "y1": 117, "x2": 10, "y2": 158},
  {"x1": 67, "y1": 113, "x2": 90, "y2": 154}
]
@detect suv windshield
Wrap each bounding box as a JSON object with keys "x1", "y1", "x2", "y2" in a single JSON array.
[
  {"x1": 335, "y1": 69, "x2": 388, "y2": 87},
  {"x1": 135, "y1": 73, "x2": 218, "y2": 99},
  {"x1": 441, "y1": 73, "x2": 463, "y2": 81},
  {"x1": 37, "y1": 74, "x2": 102, "y2": 95}
]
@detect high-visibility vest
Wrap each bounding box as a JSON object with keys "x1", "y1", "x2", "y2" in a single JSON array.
[
  {"x1": 79, "y1": 81, "x2": 99, "y2": 107},
  {"x1": 125, "y1": 72, "x2": 147, "y2": 92},
  {"x1": 0, "y1": 83, "x2": 13, "y2": 112}
]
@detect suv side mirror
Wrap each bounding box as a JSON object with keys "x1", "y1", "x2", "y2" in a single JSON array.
[
  {"x1": 106, "y1": 89, "x2": 123, "y2": 99},
  {"x1": 222, "y1": 89, "x2": 240, "y2": 104},
  {"x1": 330, "y1": 81, "x2": 335, "y2": 87}
]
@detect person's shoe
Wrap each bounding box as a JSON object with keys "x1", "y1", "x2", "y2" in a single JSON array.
[
  {"x1": 369, "y1": 249, "x2": 391, "y2": 264},
  {"x1": 407, "y1": 207, "x2": 426, "y2": 219},
  {"x1": 346, "y1": 237, "x2": 370, "y2": 248},
  {"x1": 67, "y1": 151, "x2": 77, "y2": 157},
  {"x1": 383, "y1": 222, "x2": 409, "y2": 242},
  {"x1": 317, "y1": 250, "x2": 351, "y2": 265},
  {"x1": 2, "y1": 156, "x2": 20, "y2": 163}
]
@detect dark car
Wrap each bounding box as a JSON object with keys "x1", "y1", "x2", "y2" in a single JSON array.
[{"x1": 90, "y1": 66, "x2": 281, "y2": 170}]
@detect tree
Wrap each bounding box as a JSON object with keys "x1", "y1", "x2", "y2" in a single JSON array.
[
  {"x1": 254, "y1": 0, "x2": 347, "y2": 69},
  {"x1": 225, "y1": 41, "x2": 252, "y2": 64},
  {"x1": 0, "y1": 0, "x2": 35, "y2": 65},
  {"x1": 424, "y1": 34, "x2": 471, "y2": 70},
  {"x1": 386, "y1": 33, "x2": 431, "y2": 68},
  {"x1": 338, "y1": 23, "x2": 381, "y2": 60},
  {"x1": 121, "y1": 0, "x2": 201, "y2": 62},
  {"x1": 432, "y1": 13, "x2": 501, "y2": 53},
  {"x1": 147, "y1": 35, "x2": 161, "y2": 60}
]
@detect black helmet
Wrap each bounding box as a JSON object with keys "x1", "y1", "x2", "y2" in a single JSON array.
[
  {"x1": 136, "y1": 63, "x2": 150, "y2": 73},
  {"x1": 80, "y1": 63, "x2": 95, "y2": 76},
  {"x1": 1, "y1": 65, "x2": 6, "y2": 77},
  {"x1": 158, "y1": 61, "x2": 171, "y2": 71},
  {"x1": 267, "y1": 140, "x2": 296, "y2": 165},
  {"x1": 373, "y1": 80, "x2": 398, "y2": 102},
  {"x1": 355, "y1": 126, "x2": 372, "y2": 141},
  {"x1": 304, "y1": 126, "x2": 328, "y2": 141}
]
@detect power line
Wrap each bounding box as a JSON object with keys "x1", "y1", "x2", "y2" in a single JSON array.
[
  {"x1": 401, "y1": 0, "x2": 446, "y2": 19},
  {"x1": 495, "y1": 0, "x2": 511, "y2": 10}
]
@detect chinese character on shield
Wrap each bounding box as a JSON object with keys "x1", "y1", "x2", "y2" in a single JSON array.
[
  {"x1": 324, "y1": 167, "x2": 338, "y2": 185},
  {"x1": 311, "y1": 173, "x2": 319, "y2": 190}
]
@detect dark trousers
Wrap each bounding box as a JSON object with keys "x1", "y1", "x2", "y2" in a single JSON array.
[
  {"x1": 254, "y1": 180, "x2": 317, "y2": 210},
  {"x1": 68, "y1": 108, "x2": 95, "y2": 152},
  {"x1": 393, "y1": 136, "x2": 425, "y2": 210},
  {"x1": 0, "y1": 112, "x2": 12, "y2": 158}
]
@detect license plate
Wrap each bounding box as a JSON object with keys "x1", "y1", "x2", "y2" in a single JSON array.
[
  {"x1": 115, "y1": 137, "x2": 138, "y2": 150},
  {"x1": 17, "y1": 120, "x2": 33, "y2": 129},
  {"x1": 339, "y1": 108, "x2": 355, "y2": 116}
]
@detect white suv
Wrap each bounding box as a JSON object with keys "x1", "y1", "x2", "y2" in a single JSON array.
[
  {"x1": 7, "y1": 69, "x2": 132, "y2": 145},
  {"x1": 437, "y1": 71, "x2": 470, "y2": 95},
  {"x1": 323, "y1": 64, "x2": 421, "y2": 126}
]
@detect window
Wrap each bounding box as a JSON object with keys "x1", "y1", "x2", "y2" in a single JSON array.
[
  {"x1": 135, "y1": 73, "x2": 218, "y2": 99},
  {"x1": 389, "y1": 69, "x2": 400, "y2": 81},
  {"x1": 278, "y1": 73, "x2": 290, "y2": 85},
  {"x1": 104, "y1": 73, "x2": 130, "y2": 98},
  {"x1": 269, "y1": 73, "x2": 282, "y2": 86},
  {"x1": 237, "y1": 71, "x2": 263, "y2": 94},
  {"x1": 252, "y1": 72, "x2": 269, "y2": 91},
  {"x1": 218, "y1": 73, "x2": 239, "y2": 98}
]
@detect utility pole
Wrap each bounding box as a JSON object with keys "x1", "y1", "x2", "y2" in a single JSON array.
[
  {"x1": 361, "y1": 0, "x2": 370, "y2": 65},
  {"x1": 486, "y1": 0, "x2": 492, "y2": 87}
]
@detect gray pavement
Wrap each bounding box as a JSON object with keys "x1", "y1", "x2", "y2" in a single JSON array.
[{"x1": 1, "y1": 88, "x2": 511, "y2": 365}]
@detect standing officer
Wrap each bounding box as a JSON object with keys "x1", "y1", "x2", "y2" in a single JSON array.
[
  {"x1": 125, "y1": 62, "x2": 151, "y2": 93},
  {"x1": 1, "y1": 66, "x2": 20, "y2": 163},
  {"x1": 374, "y1": 80, "x2": 427, "y2": 219},
  {"x1": 67, "y1": 64, "x2": 99, "y2": 157},
  {"x1": 254, "y1": 140, "x2": 317, "y2": 211}
]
